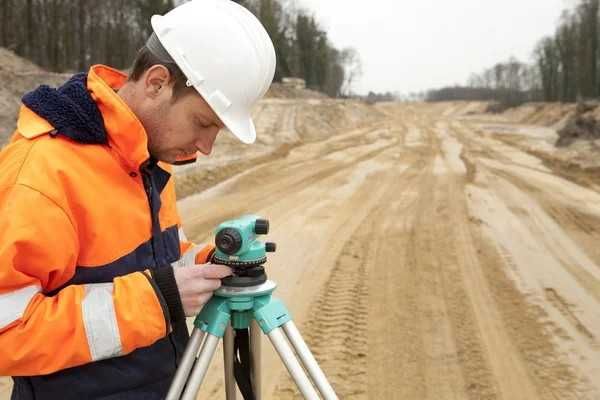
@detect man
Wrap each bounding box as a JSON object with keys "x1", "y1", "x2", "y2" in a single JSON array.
[{"x1": 0, "y1": 0, "x2": 276, "y2": 398}]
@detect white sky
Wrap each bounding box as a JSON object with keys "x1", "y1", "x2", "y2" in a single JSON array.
[{"x1": 298, "y1": 0, "x2": 569, "y2": 95}]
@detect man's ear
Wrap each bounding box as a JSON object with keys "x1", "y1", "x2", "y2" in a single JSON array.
[{"x1": 144, "y1": 65, "x2": 172, "y2": 98}]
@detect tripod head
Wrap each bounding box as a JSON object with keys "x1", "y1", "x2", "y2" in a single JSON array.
[{"x1": 212, "y1": 215, "x2": 276, "y2": 287}]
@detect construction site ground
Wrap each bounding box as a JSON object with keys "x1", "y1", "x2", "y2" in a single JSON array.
[{"x1": 2, "y1": 97, "x2": 600, "y2": 398}]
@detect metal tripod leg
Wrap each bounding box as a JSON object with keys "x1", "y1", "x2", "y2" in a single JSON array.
[
  {"x1": 224, "y1": 324, "x2": 236, "y2": 400},
  {"x1": 282, "y1": 321, "x2": 338, "y2": 400},
  {"x1": 267, "y1": 327, "x2": 320, "y2": 400},
  {"x1": 250, "y1": 320, "x2": 262, "y2": 399},
  {"x1": 166, "y1": 328, "x2": 206, "y2": 400},
  {"x1": 181, "y1": 334, "x2": 221, "y2": 400},
  {"x1": 224, "y1": 321, "x2": 262, "y2": 400}
]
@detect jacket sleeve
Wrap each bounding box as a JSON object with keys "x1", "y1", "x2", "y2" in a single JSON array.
[
  {"x1": 175, "y1": 235, "x2": 215, "y2": 266},
  {"x1": 158, "y1": 163, "x2": 214, "y2": 265},
  {"x1": 0, "y1": 184, "x2": 168, "y2": 376},
  {"x1": 175, "y1": 224, "x2": 214, "y2": 266}
]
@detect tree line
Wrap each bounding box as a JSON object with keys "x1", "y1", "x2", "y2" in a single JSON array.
[
  {"x1": 535, "y1": 0, "x2": 598, "y2": 101},
  {"x1": 233, "y1": 0, "x2": 360, "y2": 97},
  {"x1": 428, "y1": 0, "x2": 600, "y2": 105},
  {"x1": 0, "y1": 0, "x2": 360, "y2": 97},
  {"x1": 428, "y1": 57, "x2": 540, "y2": 106},
  {"x1": 0, "y1": 0, "x2": 170, "y2": 72}
]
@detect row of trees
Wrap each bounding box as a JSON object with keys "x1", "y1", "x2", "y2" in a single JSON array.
[
  {"x1": 236, "y1": 0, "x2": 360, "y2": 96},
  {"x1": 0, "y1": 0, "x2": 360, "y2": 97},
  {"x1": 0, "y1": 0, "x2": 171, "y2": 72},
  {"x1": 427, "y1": 58, "x2": 540, "y2": 105},
  {"x1": 534, "y1": 0, "x2": 599, "y2": 101},
  {"x1": 429, "y1": 0, "x2": 600, "y2": 105}
]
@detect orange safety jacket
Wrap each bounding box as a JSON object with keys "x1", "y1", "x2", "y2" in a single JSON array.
[{"x1": 0, "y1": 65, "x2": 213, "y2": 399}]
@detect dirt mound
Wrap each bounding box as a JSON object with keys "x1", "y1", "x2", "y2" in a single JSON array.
[
  {"x1": 425, "y1": 101, "x2": 490, "y2": 117},
  {"x1": 556, "y1": 102, "x2": 600, "y2": 147},
  {"x1": 176, "y1": 98, "x2": 386, "y2": 198},
  {"x1": 265, "y1": 82, "x2": 328, "y2": 99},
  {"x1": 493, "y1": 101, "x2": 600, "y2": 148},
  {"x1": 500, "y1": 102, "x2": 577, "y2": 129},
  {"x1": 0, "y1": 47, "x2": 69, "y2": 142}
]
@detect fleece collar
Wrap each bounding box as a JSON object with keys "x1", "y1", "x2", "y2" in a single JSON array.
[{"x1": 22, "y1": 72, "x2": 107, "y2": 144}]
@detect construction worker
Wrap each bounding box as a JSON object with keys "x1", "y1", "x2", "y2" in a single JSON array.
[{"x1": 0, "y1": 0, "x2": 276, "y2": 399}]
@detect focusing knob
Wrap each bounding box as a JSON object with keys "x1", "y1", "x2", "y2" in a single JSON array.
[
  {"x1": 254, "y1": 219, "x2": 269, "y2": 235},
  {"x1": 215, "y1": 228, "x2": 243, "y2": 255},
  {"x1": 265, "y1": 242, "x2": 276, "y2": 252}
]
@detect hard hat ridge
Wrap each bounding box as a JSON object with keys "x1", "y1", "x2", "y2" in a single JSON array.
[{"x1": 145, "y1": 33, "x2": 174, "y2": 64}]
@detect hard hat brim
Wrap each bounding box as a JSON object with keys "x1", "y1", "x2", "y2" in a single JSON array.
[{"x1": 220, "y1": 115, "x2": 256, "y2": 144}]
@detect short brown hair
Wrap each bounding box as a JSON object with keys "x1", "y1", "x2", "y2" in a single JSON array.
[{"x1": 128, "y1": 46, "x2": 195, "y2": 101}]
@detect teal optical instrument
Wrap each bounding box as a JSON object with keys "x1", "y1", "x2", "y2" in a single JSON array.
[
  {"x1": 167, "y1": 215, "x2": 338, "y2": 400},
  {"x1": 212, "y1": 215, "x2": 277, "y2": 287}
]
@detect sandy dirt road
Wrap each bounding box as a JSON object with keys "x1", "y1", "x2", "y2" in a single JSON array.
[
  {"x1": 181, "y1": 102, "x2": 600, "y2": 400},
  {"x1": 3, "y1": 102, "x2": 600, "y2": 399}
]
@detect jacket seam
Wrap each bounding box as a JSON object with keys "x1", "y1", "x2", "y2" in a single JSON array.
[
  {"x1": 11, "y1": 138, "x2": 78, "y2": 235},
  {"x1": 13, "y1": 137, "x2": 40, "y2": 185},
  {"x1": 141, "y1": 271, "x2": 171, "y2": 336},
  {"x1": 14, "y1": 182, "x2": 78, "y2": 236}
]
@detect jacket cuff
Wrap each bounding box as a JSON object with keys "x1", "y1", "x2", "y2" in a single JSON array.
[
  {"x1": 150, "y1": 266, "x2": 186, "y2": 324},
  {"x1": 195, "y1": 244, "x2": 216, "y2": 264}
]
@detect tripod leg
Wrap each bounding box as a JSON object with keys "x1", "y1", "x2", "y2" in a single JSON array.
[
  {"x1": 166, "y1": 328, "x2": 206, "y2": 400},
  {"x1": 250, "y1": 320, "x2": 262, "y2": 399},
  {"x1": 224, "y1": 324, "x2": 237, "y2": 400},
  {"x1": 283, "y1": 321, "x2": 338, "y2": 400},
  {"x1": 181, "y1": 334, "x2": 221, "y2": 400},
  {"x1": 267, "y1": 328, "x2": 320, "y2": 400}
]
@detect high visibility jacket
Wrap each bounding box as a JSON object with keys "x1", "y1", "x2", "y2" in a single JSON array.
[{"x1": 0, "y1": 65, "x2": 212, "y2": 399}]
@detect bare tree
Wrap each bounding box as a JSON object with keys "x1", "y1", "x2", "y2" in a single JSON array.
[{"x1": 340, "y1": 47, "x2": 362, "y2": 96}]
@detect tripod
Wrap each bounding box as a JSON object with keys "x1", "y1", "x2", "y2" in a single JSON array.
[{"x1": 166, "y1": 279, "x2": 338, "y2": 400}]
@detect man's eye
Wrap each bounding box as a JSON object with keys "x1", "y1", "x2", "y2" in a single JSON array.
[
  {"x1": 195, "y1": 119, "x2": 209, "y2": 129},
  {"x1": 200, "y1": 119, "x2": 212, "y2": 128}
]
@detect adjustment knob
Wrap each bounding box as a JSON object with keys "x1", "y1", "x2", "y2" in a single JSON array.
[
  {"x1": 265, "y1": 242, "x2": 276, "y2": 252},
  {"x1": 254, "y1": 219, "x2": 269, "y2": 235}
]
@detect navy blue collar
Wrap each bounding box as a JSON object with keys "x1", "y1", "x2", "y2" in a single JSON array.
[{"x1": 22, "y1": 72, "x2": 108, "y2": 145}]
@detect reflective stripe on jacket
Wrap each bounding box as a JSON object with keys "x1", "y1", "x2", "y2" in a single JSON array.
[{"x1": 0, "y1": 65, "x2": 210, "y2": 399}]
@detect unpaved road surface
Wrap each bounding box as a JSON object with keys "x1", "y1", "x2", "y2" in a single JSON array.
[{"x1": 3, "y1": 102, "x2": 600, "y2": 399}]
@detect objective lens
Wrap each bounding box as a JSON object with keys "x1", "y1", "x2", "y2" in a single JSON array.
[{"x1": 216, "y1": 228, "x2": 243, "y2": 255}]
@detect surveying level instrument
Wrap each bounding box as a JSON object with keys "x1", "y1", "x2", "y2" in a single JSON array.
[{"x1": 167, "y1": 215, "x2": 338, "y2": 400}]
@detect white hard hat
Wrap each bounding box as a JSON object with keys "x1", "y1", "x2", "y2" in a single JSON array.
[{"x1": 151, "y1": 0, "x2": 276, "y2": 144}]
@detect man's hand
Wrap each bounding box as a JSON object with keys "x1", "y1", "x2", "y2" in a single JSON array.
[{"x1": 174, "y1": 264, "x2": 232, "y2": 317}]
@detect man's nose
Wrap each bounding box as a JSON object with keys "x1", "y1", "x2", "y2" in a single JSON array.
[{"x1": 195, "y1": 126, "x2": 220, "y2": 155}]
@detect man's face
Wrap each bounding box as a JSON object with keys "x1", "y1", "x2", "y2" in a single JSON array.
[{"x1": 134, "y1": 66, "x2": 225, "y2": 164}]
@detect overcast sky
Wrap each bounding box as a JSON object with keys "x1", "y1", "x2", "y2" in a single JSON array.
[{"x1": 298, "y1": 0, "x2": 569, "y2": 95}]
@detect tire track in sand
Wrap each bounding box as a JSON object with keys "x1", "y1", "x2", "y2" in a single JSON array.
[
  {"x1": 272, "y1": 233, "x2": 370, "y2": 399},
  {"x1": 269, "y1": 145, "x2": 427, "y2": 399}
]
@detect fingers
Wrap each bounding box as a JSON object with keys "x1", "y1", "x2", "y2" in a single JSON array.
[
  {"x1": 197, "y1": 264, "x2": 233, "y2": 279},
  {"x1": 173, "y1": 264, "x2": 234, "y2": 317},
  {"x1": 199, "y1": 277, "x2": 222, "y2": 292},
  {"x1": 184, "y1": 292, "x2": 214, "y2": 317}
]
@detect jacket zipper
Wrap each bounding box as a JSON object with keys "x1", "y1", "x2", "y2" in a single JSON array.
[{"x1": 140, "y1": 162, "x2": 181, "y2": 368}]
